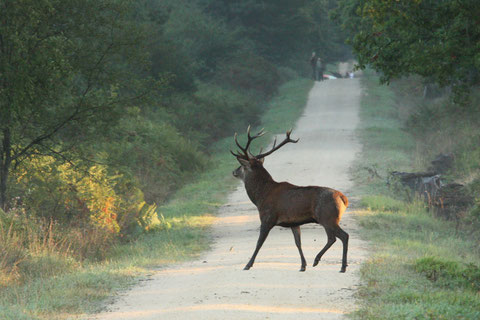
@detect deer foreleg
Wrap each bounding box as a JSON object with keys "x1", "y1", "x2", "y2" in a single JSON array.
[{"x1": 244, "y1": 223, "x2": 272, "y2": 270}]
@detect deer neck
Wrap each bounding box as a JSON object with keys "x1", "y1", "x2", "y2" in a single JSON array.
[{"x1": 244, "y1": 168, "x2": 275, "y2": 207}]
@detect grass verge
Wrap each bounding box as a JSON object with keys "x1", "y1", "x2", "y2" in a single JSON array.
[
  {"x1": 352, "y1": 71, "x2": 480, "y2": 319},
  {"x1": 0, "y1": 77, "x2": 313, "y2": 320}
]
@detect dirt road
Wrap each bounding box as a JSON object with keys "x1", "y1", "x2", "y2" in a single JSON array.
[{"x1": 92, "y1": 67, "x2": 367, "y2": 320}]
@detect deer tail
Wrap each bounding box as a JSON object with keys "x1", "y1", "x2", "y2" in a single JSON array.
[
  {"x1": 333, "y1": 191, "x2": 349, "y2": 209},
  {"x1": 339, "y1": 193, "x2": 349, "y2": 208}
]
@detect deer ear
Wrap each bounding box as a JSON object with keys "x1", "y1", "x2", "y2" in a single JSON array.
[{"x1": 237, "y1": 157, "x2": 250, "y2": 167}]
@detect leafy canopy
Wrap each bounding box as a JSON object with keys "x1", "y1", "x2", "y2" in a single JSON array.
[{"x1": 336, "y1": 0, "x2": 480, "y2": 91}]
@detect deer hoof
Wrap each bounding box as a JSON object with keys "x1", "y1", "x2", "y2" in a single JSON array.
[
  {"x1": 340, "y1": 267, "x2": 347, "y2": 273},
  {"x1": 244, "y1": 265, "x2": 251, "y2": 270},
  {"x1": 312, "y1": 260, "x2": 319, "y2": 267},
  {"x1": 299, "y1": 267, "x2": 306, "y2": 272}
]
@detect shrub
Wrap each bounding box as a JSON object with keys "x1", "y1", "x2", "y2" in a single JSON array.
[
  {"x1": 106, "y1": 111, "x2": 207, "y2": 203},
  {"x1": 415, "y1": 257, "x2": 460, "y2": 282},
  {"x1": 463, "y1": 263, "x2": 480, "y2": 292},
  {"x1": 415, "y1": 256, "x2": 480, "y2": 291}
]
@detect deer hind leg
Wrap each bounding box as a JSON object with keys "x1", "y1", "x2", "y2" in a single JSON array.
[
  {"x1": 313, "y1": 226, "x2": 336, "y2": 267},
  {"x1": 291, "y1": 226, "x2": 307, "y2": 272},
  {"x1": 244, "y1": 223, "x2": 273, "y2": 270},
  {"x1": 334, "y1": 226, "x2": 349, "y2": 273}
]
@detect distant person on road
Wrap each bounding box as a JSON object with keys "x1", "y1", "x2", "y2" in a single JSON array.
[
  {"x1": 317, "y1": 57, "x2": 324, "y2": 81},
  {"x1": 310, "y1": 51, "x2": 318, "y2": 80}
]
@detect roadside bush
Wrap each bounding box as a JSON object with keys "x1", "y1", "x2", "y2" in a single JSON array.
[
  {"x1": 104, "y1": 109, "x2": 207, "y2": 203},
  {"x1": 415, "y1": 257, "x2": 480, "y2": 291},
  {"x1": 415, "y1": 257, "x2": 460, "y2": 282},
  {"x1": 15, "y1": 158, "x2": 123, "y2": 233},
  {"x1": 13, "y1": 150, "x2": 163, "y2": 242}
]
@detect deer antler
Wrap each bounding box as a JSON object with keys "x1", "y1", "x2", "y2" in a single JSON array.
[
  {"x1": 255, "y1": 128, "x2": 299, "y2": 159},
  {"x1": 231, "y1": 125, "x2": 266, "y2": 159}
]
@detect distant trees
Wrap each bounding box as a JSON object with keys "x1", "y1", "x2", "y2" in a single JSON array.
[
  {"x1": 335, "y1": 0, "x2": 480, "y2": 94},
  {"x1": 203, "y1": 0, "x2": 350, "y2": 65}
]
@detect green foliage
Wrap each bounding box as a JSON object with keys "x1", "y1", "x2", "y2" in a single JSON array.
[
  {"x1": 136, "y1": 202, "x2": 160, "y2": 232},
  {"x1": 194, "y1": 82, "x2": 261, "y2": 134},
  {"x1": 415, "y1": 257, "x2": 480, "y2": 291},
  {"x1": 336, "y1": 0, "x2": 480, "y2": 93},
  {"x1": 415, "y1": 257, "x2": 461, "y2": 283},
  {"x1": 203, "y1": 0, "x2": 350, "y2": 65},
  {"x1": 302, "y1": 0, "x2": 352, "y2": 62},
  {"x1": 16, "y1": 157, "x2": 119, "y2": 233},
  {"x1": 101, "y1": 108, "x2": 207, "y2": 203},
  {"x1": 0, "y1": 0, "x2": 151, "y2": 208},
  {"x1": 203, "y1": 0, "x2": 309, "y2": 62}
]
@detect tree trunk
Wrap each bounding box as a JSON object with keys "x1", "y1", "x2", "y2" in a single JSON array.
[{"x1": 0, "y1": 127, "x2": 11, "y2": 210}]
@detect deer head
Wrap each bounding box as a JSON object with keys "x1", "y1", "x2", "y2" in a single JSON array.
[{"x1": 231, "y1": 126, "x2": 299, "y2": 181}]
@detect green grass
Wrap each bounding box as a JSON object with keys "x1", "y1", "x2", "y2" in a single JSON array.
[
  {"x1": 350, "y1": 71, "x2": 417, "y2": 197},
  {"x1": 352, "y1": 71, "x2": 480, "y2": 319},
  {"x1": 0, "y1": 77, "x2": 313, "y2": 320}
]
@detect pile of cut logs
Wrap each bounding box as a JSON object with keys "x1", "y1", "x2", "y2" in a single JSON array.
[{"x1": 389, "y1": 153, "x2": 473, "y2": 221}]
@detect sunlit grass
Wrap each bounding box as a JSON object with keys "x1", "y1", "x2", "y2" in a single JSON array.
[{"x1": 356, "y1": 199, "x2": 480, "y2": 319}]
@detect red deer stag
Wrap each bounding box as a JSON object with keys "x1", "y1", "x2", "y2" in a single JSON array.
[{"x1": 231, "y1": 126, "x2": 350, "y2": 272}]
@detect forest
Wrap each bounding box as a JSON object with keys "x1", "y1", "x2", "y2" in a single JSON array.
[
  {"x1": 2, "y1": 0, "x2": 480, "y2": 319},
  {"x1": 0, "y1": 0, "x2": 348, "y2": 287}
]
